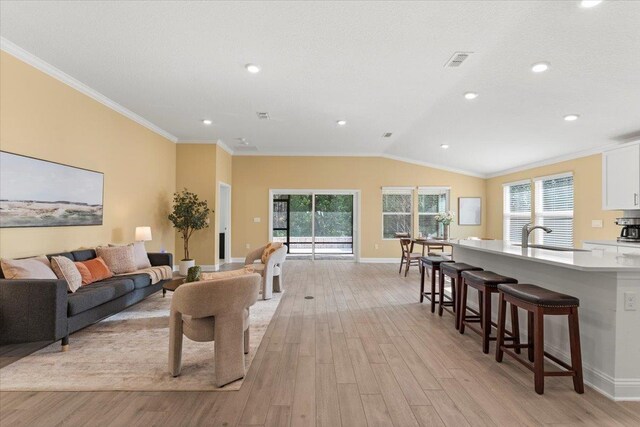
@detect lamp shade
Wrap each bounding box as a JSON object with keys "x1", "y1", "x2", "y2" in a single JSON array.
[{"x1": 135, "y1": 226, "x2": 152, "y2": 242}]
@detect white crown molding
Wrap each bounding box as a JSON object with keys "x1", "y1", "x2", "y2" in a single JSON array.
[
  {"x1": 177, "y1": 139, "x2": 234, "y2": 156},
  {"x1": 381, "y1": 153, "x2": 485, "y2": 178},
  {"x1": 232, "y1": 150, "x2": 382, "y2": 158},
  {"x1": 485, "y1": 142, "x2": 628, "y2": 179},
  {"x1": 1, "y1": 37, "x2": 178, "y2": 143}
]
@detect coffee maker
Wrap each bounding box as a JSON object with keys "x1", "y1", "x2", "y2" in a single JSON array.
[{"x1": 616, "y1": 217, "x2": 640, "y2": 243}]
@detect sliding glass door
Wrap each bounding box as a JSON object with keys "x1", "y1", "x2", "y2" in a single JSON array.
[{"x1": 271, "y1": 191, "x2": 356, "y2": 260}]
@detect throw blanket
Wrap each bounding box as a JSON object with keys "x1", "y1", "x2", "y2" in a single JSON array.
[{"x1": 117, "y1": 265, "x2": 173, "y2": 284}]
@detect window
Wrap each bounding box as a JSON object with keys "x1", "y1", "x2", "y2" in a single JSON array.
[
  {"x1": 503, "y1": 180, "x2": 532, "y2": 244},
  {"x1": 418, "y1": 187, "x2": 449, "y2": 238},
  {"x1": 535, "y1": 173, "x2": 574, "y2": 248},
  {"x1": 382, "y1": 188, "x2": 413, "y2": 238}
]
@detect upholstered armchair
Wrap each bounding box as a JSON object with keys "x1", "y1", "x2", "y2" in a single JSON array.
[
  {"x1": 245, "y1": 244, "x2": 287, "y2": 300},
  {"x1": 168, "y1": 273, "x2": 261, "y2": 387}
]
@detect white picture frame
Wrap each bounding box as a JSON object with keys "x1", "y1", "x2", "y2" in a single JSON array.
[{"x1": 458, "y1": 197, "x2": 481, "y2": 226}]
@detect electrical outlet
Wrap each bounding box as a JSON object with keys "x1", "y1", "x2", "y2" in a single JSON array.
[
  {"x1": 591, "y1": 220, "x2": 603, "y2": 228},
  {"x1": 375, "y1": 244, "x2": 379, "y2": 250},
  {"x1": 253, "y1": 217, "x2": 261, "y2": 223},
  {"x1": 624, "y1": 292, "x2": 637, "y2": 311},
  {"x1": 246, "y1": 243, "x2": 251, "y2": 249}
]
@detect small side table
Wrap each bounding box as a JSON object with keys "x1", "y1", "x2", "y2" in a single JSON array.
[{"x1": 162, "y1": 274, "x2": 186, "y2": 297}]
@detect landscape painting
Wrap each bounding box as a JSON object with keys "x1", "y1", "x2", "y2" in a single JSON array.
[{"x1": 0, "y1": 151, "x2": 104, "y2": 228}]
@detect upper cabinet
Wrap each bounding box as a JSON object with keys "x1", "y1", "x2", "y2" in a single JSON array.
[{"x1": 602, "y1": 143, "x2": 640, "y2": 210}]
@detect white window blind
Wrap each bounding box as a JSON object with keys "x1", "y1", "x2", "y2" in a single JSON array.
[
  {"x1": 418, "y1": 187, "x2": 449, "y2": 238},
  {"x1": 382, "y1": 188, "x2": 413, "y2": 239},
  {"x1": 535, "y1": 173, "x2": 574, "y2": 248},
  {"x1": 503, "y1": 180, "x2": 531, "y2": 244}
]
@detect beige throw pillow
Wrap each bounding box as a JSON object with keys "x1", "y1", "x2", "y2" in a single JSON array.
[
  {"x1": 109, "y1": 242, "x2": 151, "y2": 270},
  {"x1": 96, "y1": 245, "x2": 137, "y2": 274},
  {"x1": 51, "y1": 256, "x2": 82, "y2": 292},
  {"x1": 0, "y1": 256, "x2": 57, "y2": 280}
]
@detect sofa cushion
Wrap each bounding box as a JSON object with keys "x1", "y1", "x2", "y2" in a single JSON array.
[
  {"x1": 71, "y1": 249, "x2": 97, "y2": 262},
  {"x1": 96, "y1": 245, "x2": 137, "y2": 274},
  {"x1": 46, "y1": 252, "x2": 74, "y2": 262},
  {"x1": 117, "y1": 273, "x2": 152, "y2": 289},
  {"x1": 67, "y1": 279, "x2": 135, "y2": 316},
  {"x1": 51, "y1": 256, "x2": 83, "y2": 293},
  {"x1": 75, "y1": 257, "x2": 113, "y2": 285},
  {"x1": 0, "y1": 256, "x2": 57, "y2": 280}
]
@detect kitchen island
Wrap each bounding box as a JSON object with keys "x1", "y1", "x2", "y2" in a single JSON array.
[{"x1": 451, "y1": 239, "x2": 640, "y2": 401}]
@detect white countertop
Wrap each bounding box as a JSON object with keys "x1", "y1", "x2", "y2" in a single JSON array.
[
  {"x1": 450, "y1": 240, "x2": 640, "y2": 272},
  {"x1": 583, "y1": 240, "x2": 640, "y2": 249}
]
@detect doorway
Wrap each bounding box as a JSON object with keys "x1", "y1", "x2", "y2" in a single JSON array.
[
  {"x1": 269, "y1": 190, "x2": 360, "y2": 261},
  {"x1": 218, "y1": 182, "x2": 231, "y2": 265}
]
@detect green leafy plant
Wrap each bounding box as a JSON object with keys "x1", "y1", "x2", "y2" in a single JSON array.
[
  {"x1": 186, "y1": 266, "x2": 202, "y2": 283},
  {"x1": 168, "y1": 189, "x2": 212, "y2": 261}
]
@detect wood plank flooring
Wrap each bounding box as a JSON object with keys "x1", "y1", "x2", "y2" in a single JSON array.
[{"x1": 1, "y1": 261, "x2": 639, "y2": 426}]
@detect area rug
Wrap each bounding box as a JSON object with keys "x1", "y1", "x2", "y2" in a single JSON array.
[{"x1": 0, "y1": 291, "x2": 282, "y2": 391}]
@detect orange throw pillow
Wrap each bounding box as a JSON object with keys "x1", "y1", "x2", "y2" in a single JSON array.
[
  {"x1": 260, "y1": 242, "x2": 283, "y2": 264},
  {"x1": 75, "y1": 257, "x2": 114, "y2": 285}
]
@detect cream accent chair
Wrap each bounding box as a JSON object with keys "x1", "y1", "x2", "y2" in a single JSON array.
[
  {"x1": 245, "y1": 244, "x2": 287, "y2": 300},
  {"x1": 169, "y1": 273, "x2": 261, "y2": 387}
]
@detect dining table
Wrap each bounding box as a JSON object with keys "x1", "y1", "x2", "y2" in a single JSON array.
[{"x1": 411, "y1": 238, "x2": 456, "y2": 258}]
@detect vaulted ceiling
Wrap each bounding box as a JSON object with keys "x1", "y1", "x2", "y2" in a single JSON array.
[{"x1": 1, "y1": 1, "x2": 639, "y2": 176}]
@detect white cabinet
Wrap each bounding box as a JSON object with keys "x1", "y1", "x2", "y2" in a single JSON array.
[{"x1": 602, "y1": 143, "x2": 640, "y2": 210}]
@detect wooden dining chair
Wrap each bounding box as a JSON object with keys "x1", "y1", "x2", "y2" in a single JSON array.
[{"x1": 399, "y1": 238, "x2": 421, "y2": 277}]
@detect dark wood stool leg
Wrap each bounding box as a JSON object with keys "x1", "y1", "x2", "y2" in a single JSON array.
[
  {"x1": 527, "y1": 311, "x2": 534, "y2": 362},
  {"x1": 453, "y1": 276, "x2": 460, "y2": 330},
  {"x1": 533, "y1": 307, "x2": 545, "y2": 395},
  {"x1": 430, "y1": 267, "x2": 437, "y2": 313},
  {"x1": 419, "y1": 264, "x2": 425, "y2": 303},
  {"x1": 438, "y1": 270, "x2": 445, "y2": 316},
  {"x1": 481, "y1": 288, "x2": 492, "y2": 354},
  {"x1": 495, "y1": 292, "x2": 507, "y2": 362},
  {"x1": 568, "y1": 307, "x2": 585, "y2": 394},
  {"x1": 510, "y1": 304, "x2": 521, "y2": 354},
  {"x1": 459, "y1": 279, "x2": 469, "y2": 334}
]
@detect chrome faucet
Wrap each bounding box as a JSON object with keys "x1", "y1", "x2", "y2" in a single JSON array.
[{"x1": 521, "y1": 223, "x2": 552, "y2": 248}]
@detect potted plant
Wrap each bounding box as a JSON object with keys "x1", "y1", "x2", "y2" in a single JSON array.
[
  {"x1": 168, "y1": 189, "x2": 212, "y2": 275},
  {"x1": 434, "y1": 210, "x2": 455, "y2": 240}
]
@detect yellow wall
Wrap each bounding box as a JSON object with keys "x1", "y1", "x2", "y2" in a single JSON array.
[
  {"x1": 0, "y1": 51, "x2": 176, "y2": 259},
  {"x1": 231, "y1": 156, "x2": 486, "y2": 258},
  {"x1": 174, "y1": 144, "x2": 217, "y2": 264},
  {"x1": 485, "y1": 154, "x2": 621, "y2": 245}
]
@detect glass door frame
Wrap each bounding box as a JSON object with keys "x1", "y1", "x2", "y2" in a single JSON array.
[{"x1": 268, "y1": 189, "x2": 360, "y2": 261}]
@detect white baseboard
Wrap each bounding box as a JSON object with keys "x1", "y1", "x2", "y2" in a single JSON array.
[
  {"x1": 230, "y1": 257, "x2": 245, "y2": 263},
  {"x1": 359, "y1": 257, "x2": 400, "y2": 263}
]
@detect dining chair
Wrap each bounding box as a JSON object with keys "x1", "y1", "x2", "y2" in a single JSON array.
[{"x1": 399, "y1": 238, "x2": 422, "y2": 277}]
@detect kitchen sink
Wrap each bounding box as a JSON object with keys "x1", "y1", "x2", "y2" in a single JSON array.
[{"x1": 513, "y1": 244, "x2": 591, "y2": 252}]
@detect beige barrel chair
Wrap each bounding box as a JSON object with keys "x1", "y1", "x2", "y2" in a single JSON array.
[
  {"x1": 245, "y1": 243, "x2": 287, "y2": 300},
  {"x1": 168, "y1": 273, "x2": 261, "y2": 387}
]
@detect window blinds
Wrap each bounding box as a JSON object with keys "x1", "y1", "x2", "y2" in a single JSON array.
[
  {"x1": 503, "y1": 181, "x2": 532, "y2": 243},
  {"x1": 535, "y1": 173, "x2": 574, "y2": 248}
]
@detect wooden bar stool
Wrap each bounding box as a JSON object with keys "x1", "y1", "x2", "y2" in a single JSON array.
[
  {"x1": 439, "y1": 263, "x2": 483, "y2": 329},
  {"x1": 419, "y1": 256, "x2": 454, "y2": 313},
  {"x1": 495, "y1": 283, "x2": 584, "y2": 395},
  {"x1": 459, "y1": 270, "x2": 520, "y2": 354}
]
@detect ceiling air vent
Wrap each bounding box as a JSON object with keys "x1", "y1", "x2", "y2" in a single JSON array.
[
  {"x1": 256, "y1": 112, "x2": 270, "y2": 120},
  {"x1": 444, "y1": 51, "x2": 473, "y2": 68},
  {"x1": 382, "y1": 132, "x2": 393, "y2": 138}
]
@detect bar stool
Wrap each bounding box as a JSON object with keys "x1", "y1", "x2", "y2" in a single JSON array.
[
  {"x1": 439, "y1": 263, "x2": 483, "y2": 329},
  {"x1": 495, "y1": 283, "x2": 584, "y2": 395},
  {"x1": 419, "y1": 256, "x2": 454, "y2": 313},
  {"x1": 459, "y1": 270, "x2": 520, "y2": 354}
]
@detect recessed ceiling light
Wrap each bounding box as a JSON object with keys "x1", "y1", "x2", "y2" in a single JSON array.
[
  {"x1": 245, "y1": 63, "x2": 261, "y2": 73},
  {"x1": 580, "y1": 0, "x2": 603, "y2": 8},
  {"x1": 440, "y1": 144, "x2": 450, "y2": 149},
  {"x1": 531, "y1": 62, "x2": 550, "y2": 73},
  {"x1": 464, "y1": 92, "x2": 478, "y2": 100},
  {"x1": 337, "y1": 120, "x2": 347, "y2": 126},
  {"x1": 564, "y1": 114, "x2": 580, "y2": 121},
  {"x1": 202, "y1": 119, "x2": 212, "y2": 125}
]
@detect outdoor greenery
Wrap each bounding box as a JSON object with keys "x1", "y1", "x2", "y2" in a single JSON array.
[
  {"x1": 273, "y1": 194, "x2": 353, "y2": 238},
  {"x1": 168, "y1": 189, "x2": 212, "y2": 260}
]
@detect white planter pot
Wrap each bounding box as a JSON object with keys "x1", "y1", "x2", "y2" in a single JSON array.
[{"x1": 179, "y1": 259, "x2": 196, "y2": 276}]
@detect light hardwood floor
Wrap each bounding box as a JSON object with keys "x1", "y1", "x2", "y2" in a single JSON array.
[{"x1": 1, "y1": 261, "x2": 639, "y2": 426}]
